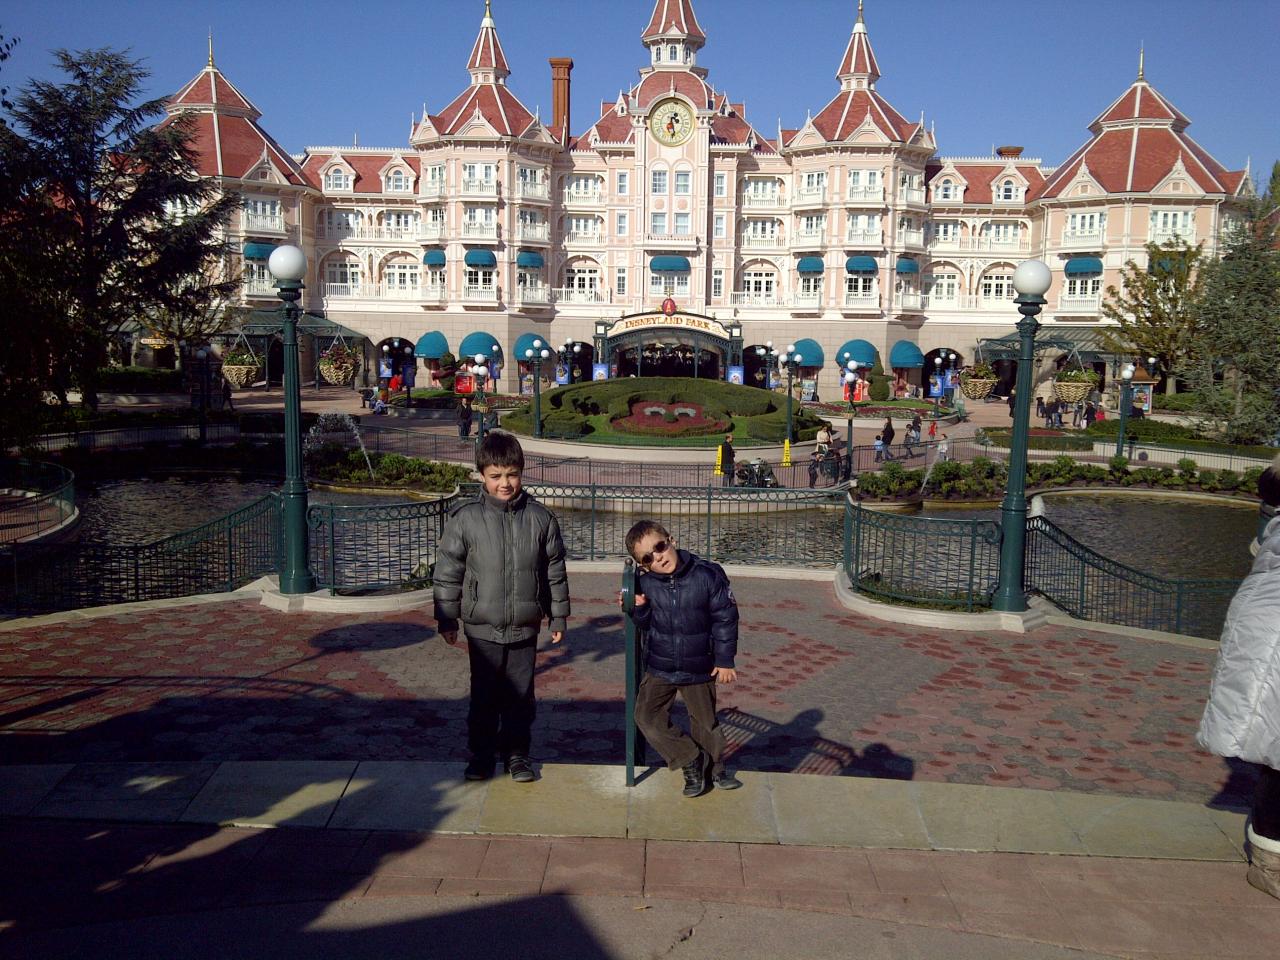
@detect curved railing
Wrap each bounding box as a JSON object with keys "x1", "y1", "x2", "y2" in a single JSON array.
[
  {"x1": 0, "y1": 460, "x2": 77, "y2": 545},
  {"x1": 843, "y1": 500, "x2": 1001, "y2": 611},
  {"x1": 1025, "y1": 515, "x2": 1240, "y2": 640},
  {"x1": 307, "y1": 497, "x2": 454, "y2": 594}
]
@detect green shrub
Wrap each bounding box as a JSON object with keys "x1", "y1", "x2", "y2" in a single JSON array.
[
  {"x1": 1176, "y1": 457, "x2": 1198, "y2": 481},
  {"x1": 1243, "y1": 466, "x2": 1265, "y2": 495},
  {"x1": 1085, "y1": 418, "x2": 1197, "y2": 441},
  {"x1": 1198, "y1": 469, "x2": 1221, "y2": 492},
  {"x1": 1218, "y1": 469, "x2": 1241, "y2": 492},
  {"x1": 867, "y1": 358, "x2": 891, "y2": 401}
]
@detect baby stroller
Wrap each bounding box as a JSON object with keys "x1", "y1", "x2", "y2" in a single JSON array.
[{"x1": 736, "y1": 458, "x2": 780, "y2": 488}]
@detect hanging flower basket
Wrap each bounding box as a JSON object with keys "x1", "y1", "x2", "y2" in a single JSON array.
[
  {"x1": 1052, "y1": 368, "x2": 1099, "y2": 403},
  {"x1": 221, "y1": 364, "x2": 260, "y2": 388},
  {"x1": 960, "y1": 378, "x2": 997, "y2": 400},
  {"x1": 319, "y1": 358, "x2": 357, "y2": 385}
]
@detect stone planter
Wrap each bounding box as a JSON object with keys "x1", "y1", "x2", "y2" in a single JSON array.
[
  {"x1": 1053, "y1": 380, "x2": 1093, "y2": 403},
  {"x1": 319, "y1": 359, "x2": 357, "y2": 385},
  {"x1": 221, "y1": 364, "x2": 260, "y2": 389},
  {"x1": 959, "y1": 378, "x2": 997, "y2": 401}
]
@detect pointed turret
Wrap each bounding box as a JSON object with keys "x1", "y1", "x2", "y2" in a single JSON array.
[
  {"x1": 837, "y1": 0, "x2": 880, "y2": 90},
  {"x1": 642, "y1": 0, "x2": 706, "y2": 47},
  {"x1": 467, "y1": 0, "x2": 511, "y2": 85}
]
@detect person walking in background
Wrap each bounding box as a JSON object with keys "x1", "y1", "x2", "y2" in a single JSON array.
[
  {"x1": 873, "y1": 434, "x2": 885, "y2": 463},
  {"x1": 1036, "y1": 395, "x2": 1046, "y2": 421},
  {"x1": 1197, "y1": 455, "x2": 1280, "y2": 899},
  {"x1": 881, "y1": 417, "x2": 896, "y2": 461},
  {"x1": 717, "y1": 433, "x2": 735, "y2": 487},
  {"x1": 1007, "y1": 387, "x2": 1017, "y2": 419},
  {"x1": 457, "y1": 397, "x2": 473, "y2": 438},
  {"x1": 937, "y1": 433, "x2": 950, "y2": 462},
  {"x1": 1083, "y1": 401, "x2": 1097, "y2": 427},
  {"x1": 927, "y1": 419, "x2": 937, "y2": 442},
  {"x1": 221, "y1": 375, "x2": 235, "y2": 412}
]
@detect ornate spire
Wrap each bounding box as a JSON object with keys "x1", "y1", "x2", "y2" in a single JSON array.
[
  {"x1": 207, "y1": 30, "x2": 214, "y2": 67},
  {"x1": 642, "y1": 0, "x2": 706, "y2": 48},
  {"x1": 467, "y1": 0, "x2": 510, "y2": 84},
  {"x1": 1137, "y1": 44, "x2": 1145, "y2": 81},
  {"x1": 837, "y1": 1, "x2": 881, "y2": 89}
]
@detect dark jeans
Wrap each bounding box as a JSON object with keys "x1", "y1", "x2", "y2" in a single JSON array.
[
  {"x1": 1254, "y1": 766, "x2": 1280, "y2": 841},
  {"x1": 634, "y1": 673, "x2": 726, "y2": 774},
  {"x1": 466, "y1": 635, "x2": 537, "y2": 760},
  {"x1": 459, "y1": 421, "x2": 472, "y2": 438},
  {"x1": 722, "y1": 465, "x2": 734, "y2": 487}
]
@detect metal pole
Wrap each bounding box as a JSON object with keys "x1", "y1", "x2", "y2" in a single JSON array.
[
  {"x1": 786, "y1": 362, "x2": 795, "y2": 444},
  {"x1": 533, "y1": 359, "x2": 543, "y2": 439},
  {"x1": 277, "y1": 281, "x2": 316, "y2": 595},
  {"x1": 845, "y1": 407, "x2": 854, "y2": 481},
  {"x1": 1115, "y1": 382, "x2": 1132, "y2": 459},
  {"x1": 991, "y1": 292, "x2": 1043, "y2": 612},
  {"x1": 621, "y1": 559, "x2": 645, "y2": 786}
]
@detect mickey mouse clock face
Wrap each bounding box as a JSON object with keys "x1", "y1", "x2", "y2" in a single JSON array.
[{"x1": 649, "y1": 98, "x2": 695, "y2": 147}]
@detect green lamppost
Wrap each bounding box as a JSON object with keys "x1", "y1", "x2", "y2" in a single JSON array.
[
  {"x1": 524, "y1": 341, "x2": 550, "y2": 438},
  {"x1": 268, "y1": 245, "x2": 316, "y2": 595},
  {"x1": 992, "y1": 259, "x2": 1051, "y2": 613},
  {"x1": 843, "y1": 360, "x2": 860, "y2": 479},
  {"x1": 1115, "y1": 363, "x2": 1135, "y2": 459},
  {"x1": 784, "y1": 342, "x2": 802, "y2": 445},
  {"x1": 472, "y1": 352, "x2": 490, "y2": 443}
]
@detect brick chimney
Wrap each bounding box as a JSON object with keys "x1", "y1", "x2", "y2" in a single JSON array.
[{"x1": 549, "y1": 57, "x2": 573, "y2": 145}]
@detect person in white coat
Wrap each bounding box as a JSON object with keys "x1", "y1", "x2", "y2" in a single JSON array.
[{"x1": 1198, "y1": 454, "x2": 1280, "y2": 899}]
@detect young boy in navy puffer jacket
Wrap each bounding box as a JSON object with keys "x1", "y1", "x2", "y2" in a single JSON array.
[{"x1": 625, "y1": 519, "x2": 742, "y2": 798}]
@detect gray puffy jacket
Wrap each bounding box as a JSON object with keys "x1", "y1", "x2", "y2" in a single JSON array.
[{"x1": 433, "y1": 490, "x2": 570, "y2": 644}]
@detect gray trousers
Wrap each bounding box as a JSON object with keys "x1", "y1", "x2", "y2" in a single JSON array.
[{"x1": 634, "y1": 673, "x2": 726, "y2": 774}]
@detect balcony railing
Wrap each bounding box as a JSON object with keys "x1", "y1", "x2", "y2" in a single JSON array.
[
  {"x1": 928, "y1": 235, "x2": 1029, "y2": 253},
  {"x1": 324, "y1": 283, "x2": 362, "y2": 299},
  {"x1": 517, "y1": 222, "x2": 550, "y2": 243},
  {"x1": 460, "y1": 178, "x2": 498, "y2": 198},
  {"x1": 516, "y1": 181, "x2": 550, "y2": 201},
  {"x1": 792, "y1": 186, "x2": 827, "y2": 206},
  {"x1": 1061, "y1": 227, "x2": 1106, "y2": 246},
  {"x1": 920, "y1": 294, "x2": 980, "y2": 311},
  {"x1": 318, "y1": 225, "x2": 423, "y2": 241},
  {"x1": 846, "y1": 185, "x2": 885, "y2": 204},
  {"x1": 1149, "y1": 227, "x2": 1194, "y2": 244},
  {"x1": 1058, "y1": 295, "x2": 1102, "y2": 313},
  {"x1": 793, "y1": 292, "x2": 823, "y2": 309},
  {"x1": 645, "y1": 232, "x2": 698, "y2": 249},
  {"x1": 565, "y1": 229, "x2": 602, "y2": 245},
  {"x1": 897, "y1": 292, "x2": 923, "y2": 310},
  {"x1": 420, "y1": 182, "x2": 446, "y2": 200},
  {"x1": 741, "y1": 234, "x2": 783, "y2": 248},
  {"x1": 793, "y1": 228, "x2": 826, "y2": 246},
  {"x1": 244, "y1": 213, "x2": 285, "y2": 234},
  {"x1": 416, "y1": 223, "x2": 445, "y2": 241},
  {"x1": 562, "y1": 187, "x2": 604, "y2": 205},
  {"x1": 898, "y1": 228, "x2": 925, "y2": 247},
  {"x1": 553, "y1": 287, "x2": 607, "y2": 304},
  {"x1": 742, "y1": 193, "x2": 783, "y2": 209},
  {"x1": 842, "y1": 293, "x2": 880, "y2": 310},
  {"x1": 243, "y1": 279, "x2": 277, "y2": 297},
  {"x1": 377, "y1": 283, "x2": 421, "y2": 300},
  {"x1": 514, "y1": 284, "x2": 550, "y2": 305},
  {"x1": 420, "y1": 286, "x2": 447, "y2": 305},
  {"x1": 845, "y1": 229, "x2": 882, "y2": 246},
  {"x1": 461, "y1": 223, "x2": 498, "y2": 241},
  {"x1": 463, "y1": 284, "x2": 498, "y2": 302},
  {"x1": 899, "y1": 187, "x2": 926, "y2": 205},
  {"x1": 731, "y1": 292, "x2": 780, "y2": 307}
]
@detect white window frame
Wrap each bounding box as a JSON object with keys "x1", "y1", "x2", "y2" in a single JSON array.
[
  {"x1": 924, "y1": 272, "x2": 957, "y2": 300},
  {"x1": 616, "y1": 211, "x2": 628, "y2": 236},
  {"x1": 712, "y1": 268, "x2": 723, "y2": 299},
  {"x1": 981, "y1": 272, "x2": 1014, "y2": 301},
  {"x1": 674, "y1": 212, "x2": 691, "y2": 236},
  {"x1": 616, "y1": 170, "x2": 629, "y2": 195},
  {"x1": 714, "y1": 172, "x2": 727, "y2": 197},
  {"x1": 615, "y1": 266, "x2": 627, "y2": 296},
  {"x1": 713, "y1": 213, "x2": 726, "y2": 239},
  {"x1": 650, "y1": 211, "x2": 668, "y2": 234},
  {"x1": 845, "y1": 273, "x2": 875, "y2": 297},
  {"x1": 651, "y1": 169, "x2": 668, "y2": 194},
  {"x1": 324, "y1": 168, "x2": 352, "y2": 191},
  {"x1": 385, "y1": 169, "x2": 412, "y2": 193},
  {"x1": 674, "y1": 170, "x2": 692, "y2": 196},
  {"x1": 1065, "y1": 276, "x2": 1102, "y2": 298}
]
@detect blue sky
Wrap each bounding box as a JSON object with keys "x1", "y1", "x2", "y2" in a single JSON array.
[{"x1": 5, "y1": 0, "x2": 1278, "y2": 175}]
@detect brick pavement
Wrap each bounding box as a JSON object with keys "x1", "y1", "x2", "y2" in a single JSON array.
[{"x1": 0, "y1": 574, "x2": 1247, "y2": 809}]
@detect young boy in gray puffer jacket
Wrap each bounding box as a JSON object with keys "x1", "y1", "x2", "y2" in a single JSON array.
[{"x1": 434, "y1": 432, "x2": 569, "y2": 784}]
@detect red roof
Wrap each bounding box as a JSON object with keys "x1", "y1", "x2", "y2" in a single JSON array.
[
  {"x1": 927, "y1": 163, "x2": 1046, "y2": 204},
  {"x1": 168, "y1": 65, "x2": 259, "y2": 117},
  {"x1": 431, "y1": 83, "x2": 536, "y2": 138},
  {"x1": 837, "y1": 23, "x2": 880, "y2": 81},
  {"x1": 1039, "y1": 79, "x2": 1242, "y2": 199},
  {"x1": 812, "y1": 89, "x2": 917, "y2": 143},
  {"x1": 634, "y1": 71, "x2": 713, "y2": 111},
  {"x1": 300, "y1": 153, "x2": 420, "y2": 193},
  {"x1": 467, "y1": 13, "x2": 510, "y2": 74},
  {"x1": 641, "y1": 0, "x2": 706, "y2": 43}
]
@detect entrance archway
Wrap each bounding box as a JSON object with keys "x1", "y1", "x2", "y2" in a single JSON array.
[
  {"x1": 594, "y1": 310, "x2": 740, "y2": 382},
  {"x1": 376, "y1": 337, "x2": 417, "y2": 384}
]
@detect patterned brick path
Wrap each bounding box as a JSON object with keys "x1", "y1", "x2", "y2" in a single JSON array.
[{"x1": 0, "y1": 574, "x2": 1248, "y2": 807}]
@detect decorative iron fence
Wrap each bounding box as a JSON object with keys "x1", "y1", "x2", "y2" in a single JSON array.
[
  {"x1": 21, "y1": 422, "x2": 241, "y2": 453},
  {"x1": 0, "y1": 494, "x2": 280, "y2": 616},
  {"x1": 308, "y1": 497, "x2": 452, "y2": 595},
  {"x1": 842, "y1": 500, "x2": 1001, "y2": 611},
  {"x1": 1, "y1": 460, "x2": 76, "y2": 545},
  {"x1": 1024, "y1": 515, "x2": 1240, "y2": 640}
]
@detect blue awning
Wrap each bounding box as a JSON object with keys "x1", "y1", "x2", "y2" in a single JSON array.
[
  {"x1": 513, "y1": 333, "x2": 546, "y2": 358},
  {"x1": 243, "y1": 242, "x2": 277, "y2": 260},
  {"x1": 464, "y1": 249, "x2": 497, "y2": 269},
  {"x1": 793, "y1": 338, "x2": 824, "y2": 367},
  {"x1": 845, "y1": 256, "x2": 878, "y2": 273},
  {"x1": 895, "y1": 257, "x2": 919, "y2": 274},
  {"x1": 1064, "y1": 256, "x2": 1103, "y2": 276},
  {"x1": 889, "y1": 340, "x2": 925, "y2": 368},
  {"x1": 458, "y1": 332, "x2": 501, "y2": 360},
  {"x1": 414, "y1": 331, "x2": 450, "y2": 359},
  {"x1": 422, "y1": 249, "x2": 446, "y2": 267},
  {"x1": 797, "y1": 256, "x2": 825, "y2": 275},
  {"x1": 836, "y1": 339, "x2": 878, "y2": 368},
  {"x1": 516, "y1": 251, "x2": 545, "y2": 269},
  {"x1": 651, "y1": 255, "x2": 691, "y2": 272}
]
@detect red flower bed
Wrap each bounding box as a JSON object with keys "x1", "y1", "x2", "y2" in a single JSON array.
[{"x1": 612, "y1": 400, "x2": 728, "y2": 437}]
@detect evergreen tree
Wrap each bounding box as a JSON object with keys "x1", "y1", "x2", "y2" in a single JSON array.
[
  {"x1": 1100, "y1": 238, "x2": 1204, "y2": 393},
  {"x1": 0, "y1": 48, "x2": 238, "y2": 410},
  {"x1": 1188, "y1": 197, "x2": 1280, "y2": 444}
]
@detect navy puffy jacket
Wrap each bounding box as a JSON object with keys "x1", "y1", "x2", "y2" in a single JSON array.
[{"x1": 631, "y1": 549, "x2": 738, "y2": 684}]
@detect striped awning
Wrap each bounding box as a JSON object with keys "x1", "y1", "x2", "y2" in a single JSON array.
[
  {"x1": 797, "y1": 256, "x2": 825, "y2": 275},
  {"x1": 1064, "y1": 257, "x2": 1103, "y2": 276},
  {"x1": 889, "y1": 340, "x2": 925, "y2": 368},
  {"x1": 414, "y1": 331, "x2": 449, "y2": 359},
  {"x1": 895, "y1": 257, "x2": 919, "y2": 274},
  {"x1": 464, "y1": 249, "x2": 497, "y2": 268},
  {"x1": 516, "y1": 251, "x2": 545, "y2": 269},
  {"x1": 651, "y1": 255, "x2": 691, "y2": 272},
  {"x1": 845, "y1": 256, "x2": 878, "y2": 273},
  {"x1": 422, "y1": 249, "x2": 446, "y2": 267},
  {"x1": 243, "y1": 242, "x2": 277, "y2": 260}
]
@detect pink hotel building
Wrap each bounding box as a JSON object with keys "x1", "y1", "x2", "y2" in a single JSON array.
[{"x1": 168, "y1": 0, "x2": 1251, "y2": 391}]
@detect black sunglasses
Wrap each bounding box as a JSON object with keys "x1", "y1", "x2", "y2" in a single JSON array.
[{"x1": 638, "y1": 540, "x2": 672, "y2": 567}]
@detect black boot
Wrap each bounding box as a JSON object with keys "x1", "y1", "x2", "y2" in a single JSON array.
[{"x1": 681, "y1": 751, "x2": 708, "y2": 798}]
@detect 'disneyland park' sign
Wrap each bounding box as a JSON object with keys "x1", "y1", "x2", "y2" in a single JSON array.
[{"x1": 605, "y1": 312, "x2": 731, "y2": 340}]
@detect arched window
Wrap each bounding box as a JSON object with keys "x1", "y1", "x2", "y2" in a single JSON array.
[
  {"x1": 386, "y1": 169, "x2": 411, "y2": 192},
  {"x1": 1000, "y1": 179, "x2": 1016, "y2": 201},
  {"x1": 938, "y1": 178, "x2": 954, "y2": 201},
  {"x1": 324, "y1": 168, "x2": 352, "y2": 191}
]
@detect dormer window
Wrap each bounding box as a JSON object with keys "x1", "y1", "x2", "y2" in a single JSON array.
[
  {"x1": 999, "y1": 179, "x2": 1016, "y2": 201},
  {"x1": 386, "y1": 169, "x2": 412, "y2": 193},
  {"x1": 325, "y1": 168, "x2": 352, "y2": 192},
  {"x1": 939, "y1": 179, "x2": 954, "y2": 201},
  {"x1": 668, "y1": 44, "x2": 678, "y2": 62}
]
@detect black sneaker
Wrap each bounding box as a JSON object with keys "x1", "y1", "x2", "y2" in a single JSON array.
[
  {"x1": 712, "y1": 770, "x2": 743, "y2": 791},
  {"x1": 505, "y1": 755, "x2": 535, "y2": 783},
  {"x1": 681, "y1": 752, "x2": 708, "y2": 798},
  {"x1": 464, "y1": 756, "x2": 494, "y2": 781}
]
